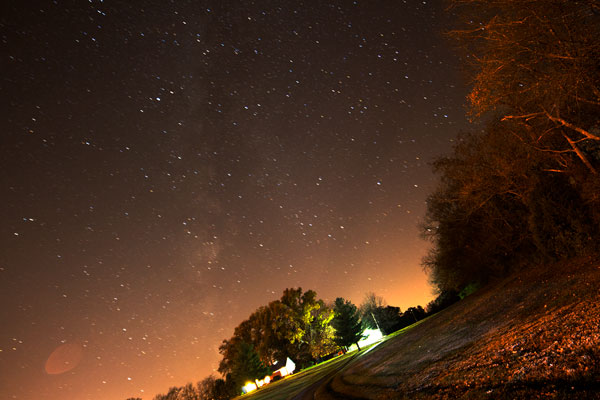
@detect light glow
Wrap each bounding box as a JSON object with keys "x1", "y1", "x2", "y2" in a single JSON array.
[
  {"x1": 348, "y1": 328, "x2": 383, "y2": 351},
  {"x1": 242, "y1": 382, "x2": 257, "y2": 394}
]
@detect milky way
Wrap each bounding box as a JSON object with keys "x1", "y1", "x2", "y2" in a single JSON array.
[{"x1": 1, "y1": 1, "x2": 470, "y2": 399}]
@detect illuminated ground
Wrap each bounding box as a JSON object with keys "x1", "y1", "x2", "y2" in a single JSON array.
[
  {"x1": 234, "y1": 334, "x2": 404, "y2": 400},
  {"x1": 318, "y1": 257, "x2": 600, "y2": 399},
  {"x1": 239, "y1": 257, "x2": 600, "y2": 399}
]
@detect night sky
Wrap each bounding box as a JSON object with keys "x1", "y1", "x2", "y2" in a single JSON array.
[{"x1": 1, "y1": 1, "x2": 470, "y2": 399}]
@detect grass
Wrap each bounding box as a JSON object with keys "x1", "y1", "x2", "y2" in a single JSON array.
[
  {"x1": 233, "y1": 351, "x2": 355, "y2": 400},
  {"x1": 235, "y1": 316, "x2": 429, "y2": 400},
  {"x1": 320, "y1": 256, "x2": 600, "y2": 399},
  {"x1": 238, "y1": 256, "x2": 600, "y2": 399}
]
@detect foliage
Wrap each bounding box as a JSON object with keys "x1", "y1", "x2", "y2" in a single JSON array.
[
  {"x1": 331, "y1": 297, "x2": 364, "y2": 350},
  {"x1": 151, "y1": 386, "x2": 192, "y2": 400},
  {"x1": 373, "y1": 306, "x2": 404, "y2": 335},
  {"x1": 526, "y1": 173, "x2": 597, "y2": 259},
  {"x1": 400, "y1": 306, "x2": 426, "y2": 326},
  {"x1": 450, "y1": 0, "x2": 600, "y2": 174},
  {"x1": 422, "y1": 126, "x2": 537, "y2": 291},
  {"x1": 458, "y1": 282, "x2": 480, "y2": 300},
  {"x1": 139, "y1": 290, "x2": 433, "y2": 400},
  {"x1": 218, "y1": 288, "x2": 336, "y2": 383},
  {"x1": 425, "y1": 290, "x2": 461, "y2": 315},
  {"x1": 305, "y1": 302, "x2": 337, "y2": 360},
  {"x1": 423, "y1": 0, "x2": 600, "y2": 294},
  {"x1": 358, "y1": 292, "x2": 409, "y2": 335},
  {"x1": 228, "y1": 341, "x2": 270, "y2": 391},
  {"x1": 145, "y1": 376, "x2": 233, "y2": 400},
  {"x1": 197, "y1": 375, "x2": 231, "y2": 400},
  {"x1": 359, "y1": 292, "x2": 387, "y2": 330},
  {"x1": 279, "y1": 288, "x2": 337, "y2": 364},
  {"x1": 423, "y1": 123, "x2": 600, "y2": 292}
]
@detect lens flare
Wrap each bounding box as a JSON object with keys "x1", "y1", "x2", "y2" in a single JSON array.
[{"x1": 44, "y1": 343, "x2": 83, "y2": 375}]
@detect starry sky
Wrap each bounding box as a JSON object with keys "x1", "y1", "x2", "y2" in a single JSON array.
[{"x1": 1, "y1": 1, "x2": 470, "y2": 399}]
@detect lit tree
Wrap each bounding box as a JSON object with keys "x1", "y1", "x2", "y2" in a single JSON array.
[
  {"x1": 219, "y1": 288, "x2": 336, "y2": 373},
  {"x1": 306, "y1": 302, "x2": 337, "y2": 359},
  {"x1": 450, "y1": 0, "x2": 600, "y2": 173}
]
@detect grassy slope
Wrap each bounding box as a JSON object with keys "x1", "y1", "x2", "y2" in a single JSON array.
[{"x1": 317, "y1": 257, "x2": 600, "y2": 399}]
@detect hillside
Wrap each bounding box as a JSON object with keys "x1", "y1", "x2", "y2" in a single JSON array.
[{"x1": 312, "y1": 257, "x2": 600, "y2": 399}]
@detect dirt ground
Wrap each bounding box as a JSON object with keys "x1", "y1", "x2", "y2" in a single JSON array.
[{"x1": 316, "y1": 257, "x2": 600, "y2": 399}]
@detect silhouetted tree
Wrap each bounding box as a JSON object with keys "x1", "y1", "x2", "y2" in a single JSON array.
[
  {"x1": 426, "y1": 290, "x2": 460, "y2": 315},
  {"x1": 375, "y1": 306, "x2": 404, "y2": 334},
  {"x1": 358, "y1": 293, "x2": 406, "y2": 335},
  {"x1": 331, "y1": 297, "x2": 364, "y2": 351},
  {"x1": 152, "y1": 386, "x2": 182, "y2": 400},
  {"x1": 197, "y1": 375, "x2": 230, "y2": 400},
  {"x1": 359, "y1": 292, "x2": 387, "y2": 330},
  {"x1": 422, "y1": 125, "x2": 538, "y2": 291},
  {"x1": 228, "y1": 341, "x2": 270, "y2": 391}
]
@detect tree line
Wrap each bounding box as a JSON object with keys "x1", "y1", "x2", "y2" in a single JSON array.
[
  {"x1": 422, "y1": 0, "x2": 600, "y2": 294},
  {"x1": 134, "y1": 290, "x2": 442, "y2": 400}
]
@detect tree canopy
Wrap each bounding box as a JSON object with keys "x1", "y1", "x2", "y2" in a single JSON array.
[
  {"x1": 423, "y1": 0, "x2": 600, "y2": 293},
  {"x1": 218, "y1": 287, "x2": 337, "y2": 391},
  {"x1": 450, "y1": 0, "x2": 600, "y2": 174},
  {"x1": 228, "y1": 341, "x2": 270, "y2": 389}
]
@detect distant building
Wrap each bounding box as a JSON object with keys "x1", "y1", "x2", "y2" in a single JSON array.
[{"x1": 270, "y1": 357, "x2": 296, "y2": 381}]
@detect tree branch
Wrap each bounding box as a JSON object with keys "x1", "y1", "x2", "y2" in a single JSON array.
[
  {"x1": 544, "y1": 112, "x2": 600, "y2": 141},
  {"x1": 562, "y1": 133, "x2": 598, "y2": 174}
]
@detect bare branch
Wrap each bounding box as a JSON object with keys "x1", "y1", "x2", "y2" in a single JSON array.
[
  {"x1": 544, "y1": 112, "x2": 600, "y2": 141},
  {"x1": 562, "y1": 133, "x2": 598, "y2": 174},
  {"x1": 501, "y1": 112, "x2": 544, "y2": 122}
]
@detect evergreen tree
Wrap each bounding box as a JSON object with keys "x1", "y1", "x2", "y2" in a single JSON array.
[
  {"x1": 331, "y1": 297, "x2": 364, "y2": 351},
  {"x1": 229, "y1": 341, "x2": 270, "y2": 391}
]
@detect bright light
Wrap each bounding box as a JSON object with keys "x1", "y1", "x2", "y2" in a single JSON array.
[
  {"x1": 348, "y1": 328, "x2": 383, "y2": 351},
  {"x1": 264, "y1": 375, "x2": 271, "y2": 384},
  {"x1": 242, "y1": 382, "x2": 257, "y2": 394}
]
